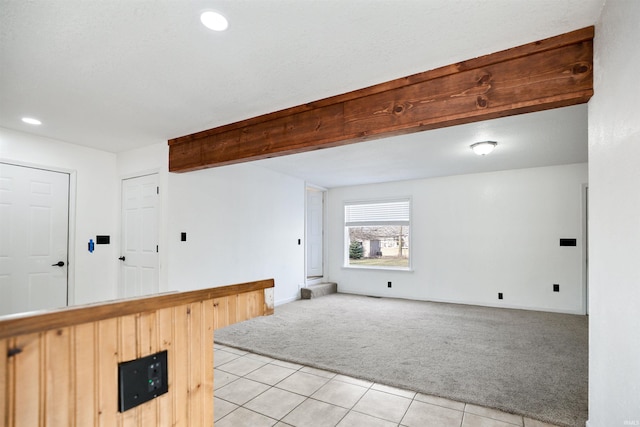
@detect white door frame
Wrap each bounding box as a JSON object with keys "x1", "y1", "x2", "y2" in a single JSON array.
[
  {"x1": 0, "y1": 159, "x2": 77, "y2": 307},
  {"x1": 582, "y1": 183, "x2": 589, "y2": 316},
  {"x1": 305, "y1": 183, "x2": 327, "y2": 285}
]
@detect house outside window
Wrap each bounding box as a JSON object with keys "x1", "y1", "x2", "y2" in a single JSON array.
[{"x1": 344, "y1": 198, "x2": 411, "y2": 269}]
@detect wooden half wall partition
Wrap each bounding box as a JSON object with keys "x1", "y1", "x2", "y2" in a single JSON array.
[
  {"x1": 0, "y1": 279, "x2": 274, "y2": 427},
  {"x1": 168, "y1": 26, "x2": 594, "y2": 172}
]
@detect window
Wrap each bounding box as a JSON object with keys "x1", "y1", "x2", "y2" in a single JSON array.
[{"x1": 344, "y1": 198, "x2": 410, "y2": 269}]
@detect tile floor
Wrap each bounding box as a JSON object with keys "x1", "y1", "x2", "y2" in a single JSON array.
[{"x1": 214, "y1": 344, "x2": 559, "y2": 427}]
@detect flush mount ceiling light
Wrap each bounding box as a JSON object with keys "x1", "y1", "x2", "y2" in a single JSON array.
[
  {"x1": 22, "y1": 117, "x2": 42, "y2": 125},
  {"x1": 200, "y1": 11, "x2": 228, "y2": 31},
  {"x1": 470, "y1": 141, "x2": 497, "y2": 156}
]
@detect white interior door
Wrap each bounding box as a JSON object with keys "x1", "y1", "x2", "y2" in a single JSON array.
[
  {"x1": 0, "y1": 163, "x2": 69, "y2": 315},
  {"x1": 120, "y1": 174, "x2": 159, "y2": 298},
  {"x1": 306, "y1": 188, "x2": 324, "y2": 278}
]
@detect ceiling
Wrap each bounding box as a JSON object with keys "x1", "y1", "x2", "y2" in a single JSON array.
[{"x1": 0, "y1": 0, "x2": 601, "y2": 187}]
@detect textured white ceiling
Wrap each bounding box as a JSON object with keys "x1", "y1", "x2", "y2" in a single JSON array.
[{"x1": 0, "y1": 0, "x2": 601, "y2": 186}]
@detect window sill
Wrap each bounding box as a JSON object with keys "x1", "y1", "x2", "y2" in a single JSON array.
[{"x1": 342, "y1": 265, "x2": 414, "y2": 272}]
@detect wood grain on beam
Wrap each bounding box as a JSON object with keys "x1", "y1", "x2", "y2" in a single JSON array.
[{"x1": 169, "y1": 27, "x2": 594, "y2": 172}]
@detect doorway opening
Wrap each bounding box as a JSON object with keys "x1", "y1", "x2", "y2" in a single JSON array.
[{"x1": 306, "y1": 186, "x2": 326, "y2": 284}]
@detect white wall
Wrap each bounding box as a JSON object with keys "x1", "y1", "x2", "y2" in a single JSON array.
[
  {"x1": 328, "y1": 163, "x2": 588, "y2": 314},
  {"x1": 588, "y1": 0, "x2": 640, "y2": 425},
  {"x1": 167, "y1": 163, "x2": 305, "y2": 305},
  {"x1": 0, "y1": 127, "x2": 119, "y2": 304}
]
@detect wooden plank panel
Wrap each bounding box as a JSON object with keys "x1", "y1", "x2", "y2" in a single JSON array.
[
  {"x1": 13, "y1": 333, "x2": 40, "y2": 427},
  {"x1": 0, "y1": 338, "x2": 7, "y2": 426},
  {"x1": 44, "y1": 327, "x2": 72, "y2": 427},
  {"x1": 119, "y1": 315, "x2": 138, "y2": 427},
  {"x1": 74, "y1": 323, "x2": 96, "y2": 427},
  {"x1": 168, "y1": 27, "x2": 593, "y2": 172},
  {"x1": 227, "y1": 295, "x2": 237, "y2": 326},
  {"x1": 202, "y1": 300, "x2": 215, "y2": 425},
  {"x1": 188, "y1": 302, "x2": 203, "y2": 426},
  {"x1": 138, "y1": 312, "x2": 158, "y2": 426},
  {"x1": 0, "y1": 282, "x2": 274, "y2": 427},
  {"x1": 252, "y1": 290, "x2": 265, "y2": 319},
  {"x1": 212, "y1": 297, "x2": 229, "y2": 330},
  {"x1": 236, "y1": 293, "x2": 249, "y2": 323},
  {"x1": 97, "y1": 318, "x2": 119, "y2": 427},
  {"x1": 236, "y1": 291, "x2": 263, "y2": 323},
  {"x1": 172, "y1": 305, "x2": 189, "y2": 426},
  {"x1": 157, "y1": 308, "x2": 174, "y2": 426}
]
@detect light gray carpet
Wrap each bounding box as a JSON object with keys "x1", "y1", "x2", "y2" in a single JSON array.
[{"x1": 215, "y1": 294, "x2": 588, "y2": 427}]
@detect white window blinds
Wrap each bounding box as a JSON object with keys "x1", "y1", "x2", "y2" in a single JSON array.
[{"x1": 345, "y1": 199, "x2": 410, "y2": 227}]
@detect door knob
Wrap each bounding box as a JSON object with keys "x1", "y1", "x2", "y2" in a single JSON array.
[
  {"x1": 119, "y1": 256, "x2": 126, "y2": 261},
  {"x1": 52, "y1": 261, "x2": 65, "y2": 267}
]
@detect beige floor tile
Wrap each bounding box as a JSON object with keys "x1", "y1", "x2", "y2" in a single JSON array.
[
  {"x1": 217, "y1": 345, "x2": 248, "y2": 356},
  {"x1": 311, "y1": 379, "x2": 369, "y2": 408},
  {"x1": 282, "y1": 398, "x2": 348, "y2": 427},
  {"x1": 216, "y1": 407, "x2": 277, "y2": 427},
  {"x1": 337, "y1": 411, "x2": 399, "y2": 427},
  {"x1": 523, "y1": 418, "x2": 560, "y2": 427},
  {"x1": 271, "y1": 359, "x2": 304, "y2": 370},
  {"x1": 336, "y1": 411, "x2": 398, "y2": 427},
  {"x1": 300, "y1": 366, "x2": 337, "y2": 379},
  {"x1": 276, "y1": 371, "x2": 331, "y2": 396},
  {"x1": 465, "y1": 404, "x2": 523, "y2": 426},
  {"x1": 274, "y1": 423, "x2": 295, "y2": 427},
  {"x1": 214, "y1": 369, "x2": 239, "y2": 390},
  {"x1": 215, "y1": 349, "x2": 241, "y2": 366},
  {"x1": 333, "y1": 374, "x2": 374, "y2": 388},
  {"x1": 245, "y1": 387, "x2": 306, "y2": 420},
  {"x1": 371, "y1": 383, "x2": 416, "y2": 399},
  {"x1": 214, "y1": 397, "x2": 238, "y2": 421},
  {"x1": 463, "y1": 412, "x2": 523, "y2": 427},
  {"x1": 401, "y1": 400, "x2": 463, "y2": 427},
  {"x1": 245, "y1": 353, "x2": 276, "y2": 363},
  {"x1": 414, "y1": 393, "x2": 465, "y2": 411},
  {"x1": 246, "y1": 363, "x2": 297, "y2": 386},
  {"x1": 217, "y1": 355, "x2": 267, "y2": 376},
  {"x1": 352, "y1": 389, "x2": 412, "y2": 423},
  {"x1": 216, "y1": 378, "x2": 271, "y2": 406}
]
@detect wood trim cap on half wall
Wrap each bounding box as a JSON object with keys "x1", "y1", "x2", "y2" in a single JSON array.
[{"x1": 168, "y1": 26, "x2": 593, "y2": 173}]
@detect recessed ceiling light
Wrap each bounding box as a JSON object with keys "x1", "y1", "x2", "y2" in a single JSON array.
[
  {"x1": 470, "y1": 141, "x2": 497, "y2": 156},
  {"x1": 200, "y1": 11, "x2": 228, "y2": 31},
  {"x1": 22, "y1": 117, "x2": 42, "y2": 125}
]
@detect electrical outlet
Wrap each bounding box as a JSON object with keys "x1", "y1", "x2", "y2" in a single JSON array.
[
  {"x1": 498, "y1": 292, "x2": 503, "y2": 300},
  {"x1": 553, "y1": 284, "x2": 560, "y2": 292},
  {"x1": 388, "y1": 281, "x2": 392, "y2": 288}
]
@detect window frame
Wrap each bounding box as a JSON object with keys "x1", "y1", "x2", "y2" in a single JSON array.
[{"x1": 343, "y1": 197, "x2": 412, "y2": 271}]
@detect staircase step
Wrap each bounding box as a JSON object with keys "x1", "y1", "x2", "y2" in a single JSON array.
[{"x1": 300, "y1": 282, "x2": 337, "y2": 299}]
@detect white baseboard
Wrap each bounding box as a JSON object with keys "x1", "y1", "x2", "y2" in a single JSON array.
[{"x1": 275, "y1": 295, "x2": 298, "y2": 306}]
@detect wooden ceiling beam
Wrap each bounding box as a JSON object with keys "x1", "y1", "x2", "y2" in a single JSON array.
[{"x1": 168, "y1": 26, "x2": 593, "y2": 172}]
